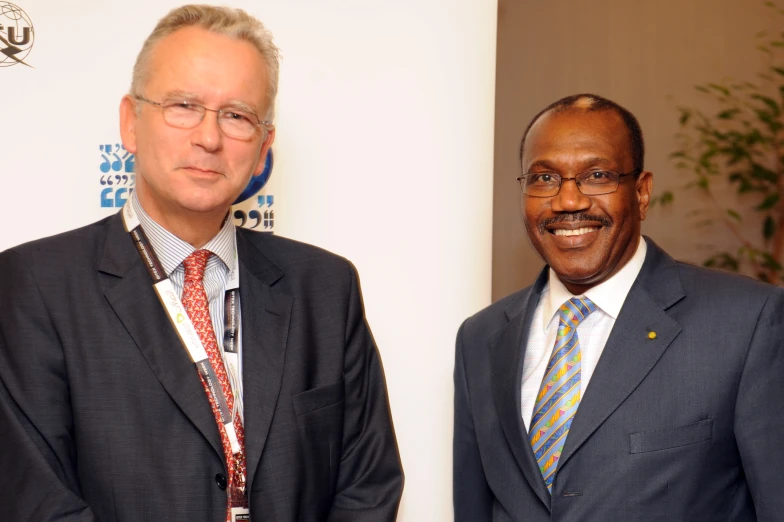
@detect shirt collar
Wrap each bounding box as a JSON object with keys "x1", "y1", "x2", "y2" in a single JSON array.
[
  {"x1": 131, "y1": 192, "x2": 237, "y2": 276},
  {"x1": 542, "y1": 236, "x2": 647, "y2": 332}
]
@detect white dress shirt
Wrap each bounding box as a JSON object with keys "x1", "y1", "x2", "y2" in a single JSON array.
[
  {"x1": 131, "y1": 193, "x2": 244, "y2": 416},
  {"x1": 521, "y1": 237, "x2": 647, "y2": 430}
]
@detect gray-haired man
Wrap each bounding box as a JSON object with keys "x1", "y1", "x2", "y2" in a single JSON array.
[{"x1": 0, "y1": 5, "x2": 403, "y2": 521}]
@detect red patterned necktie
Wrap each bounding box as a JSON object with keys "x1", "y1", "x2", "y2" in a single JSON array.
[{"x1": 182, "y1": 250, "x2": 247, "y2": 518}]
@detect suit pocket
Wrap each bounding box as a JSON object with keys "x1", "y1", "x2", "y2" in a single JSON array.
[
  {"x1": 292, "y1": 380, "x2": 345, "y2": 506},
  {"x1": 292, "y1": 379, "x2": 345, "y2": 416},
  {"x1": 630, "y1": 418, "x2": 713, "y2": 454}
]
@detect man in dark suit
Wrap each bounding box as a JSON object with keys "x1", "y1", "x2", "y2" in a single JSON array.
[
  {"x1": 0, "y1": 5, "x2": 402, "y2": 521},
  {"x1": 453, "y1": 93, "x2": 784, "y2": 521}
]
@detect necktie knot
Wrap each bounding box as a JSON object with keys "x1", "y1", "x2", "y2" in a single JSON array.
[
  {"x1": 558, "y1": 296, "x2": 596, "y2": 328},
  {"x1": 183, "y1": 249, "x2": 211, "y2": 284}
]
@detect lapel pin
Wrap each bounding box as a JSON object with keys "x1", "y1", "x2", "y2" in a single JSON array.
[{"x1": 648, "y1": 331, "x2": 657, "y2": 340}]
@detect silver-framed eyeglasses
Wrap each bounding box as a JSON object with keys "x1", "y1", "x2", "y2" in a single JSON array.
[
  {"x1": 516, "y1": 169, "x2": 640, "y2": 198},
  {"x1": 134, "y1": 95, "x2": 272, "y2": 141}
]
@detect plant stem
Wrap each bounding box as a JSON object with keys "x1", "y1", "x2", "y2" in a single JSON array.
[
  {"x1": 769, "y1": 135, "x2": 784, "y2": 281},
  {"x1": 701, "y1": 183, "x2": 763, "y2": 274}
]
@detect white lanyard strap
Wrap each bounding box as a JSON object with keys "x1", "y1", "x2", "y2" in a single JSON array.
[{"x1": 122, "y1": 203, "x2": 243, "y2": 455}]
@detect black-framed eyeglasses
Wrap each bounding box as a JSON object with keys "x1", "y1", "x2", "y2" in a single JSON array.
[
  {"x1": 134, "y1": 95, "x2": 273, "y2": 141},
  {"x1": 516, "y1": 169, "x2": 640, "y2": 198}
]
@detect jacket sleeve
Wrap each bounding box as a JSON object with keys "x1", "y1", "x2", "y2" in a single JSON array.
[
  {"x1": 0, "y1": 248, "x2": 98, "y2": 521},
  {"x1": 327, "y1": 263, "x2": 404, "y2": 521},
  {"x1": 453, "y1": 320, "x2": 493, "y2": 522},
  {"x1": 734, "y1": 286, "x2": 784, "y2": 521}
]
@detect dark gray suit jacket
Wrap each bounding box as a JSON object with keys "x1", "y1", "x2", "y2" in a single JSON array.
[
  {"x1": 0, "y1": 212, "x2": 403, "y2": 521},
  {"x1": 454, "y1": 237, "x2": 784, "y2": 521}
]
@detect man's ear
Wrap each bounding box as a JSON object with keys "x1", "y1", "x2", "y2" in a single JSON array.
[
  {"x1": 636, "y1": 170, "x2": 653, "y2": 221},
  {"x1": 119, "y1": 95, "x2": 138, "y2": 154},
  {"x1": 253, "y1": 127, "x2": 276, "y2": 176}
]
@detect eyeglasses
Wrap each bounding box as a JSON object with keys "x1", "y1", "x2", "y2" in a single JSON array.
[
  {"x1": 516, "y1": 169, "x2": 640, "y2": 197},
  {"x1": 134, "y1": 95, "x2": 273, "y2": 141}
]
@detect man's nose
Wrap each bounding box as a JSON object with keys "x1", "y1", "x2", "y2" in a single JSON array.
[
  {"x1": 550, "y1": 178, "x2": 591, "y2": 213},
  {"x1": 189, "y1": 110, "x2": 223, "y2": 151}
]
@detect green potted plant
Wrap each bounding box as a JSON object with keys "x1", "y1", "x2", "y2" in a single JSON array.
[{"x1": 659, "y1": 1, "x2": 784, "y2": 284}]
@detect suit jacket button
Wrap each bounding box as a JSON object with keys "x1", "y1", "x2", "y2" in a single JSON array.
[{"x1": 215, "y1": 473, "x2": 227, "y2": 490}]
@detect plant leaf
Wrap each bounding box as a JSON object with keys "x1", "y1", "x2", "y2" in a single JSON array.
[
  {"x1": 751, "y1": 163, "x2": 778, "y2": 182},
  {"x1": 678, "y1": 108, "x2": 691, "y2": 125},
  {"x1": 757, "y1": 193, "x2": 780, "y2": 211},
  {"x1": 704, "y1": 253, "x2": 739, "y2": 271},
  {"x1": 764, "y1": 215, "x2": 776, "y2": 239},
  {"x1": 762, "y1": 252, "x2": 783, "y2": 271},
  {"x1": 708, "y1": 83, "x2": 730, "y2": 96},
  {"x1": 717, "y1": 108, "x2": 740, "y2": 119},
  {"x1": 751, "y1": 94, "x2": 781, "y2": 116},
  {"x1": 727, "y1": 209, "x2": 742, "y2": 222}
]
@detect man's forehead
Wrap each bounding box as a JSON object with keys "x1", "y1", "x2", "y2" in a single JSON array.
[
  {"x1": 143, "y1": 26, "x2": 268, "y2": 109},
  {"x1": 532, "y1": 107, "x2": 625, "y2": 137},
  {"x1": 523, "y1": 108, "x2": 629, "y2": 165}
]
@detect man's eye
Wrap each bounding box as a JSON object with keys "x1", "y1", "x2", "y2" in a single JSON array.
[
  {"x1": 530, "y1": 173, "x2": 557, "y2": 184},
  {"x1": 222, "y1": 111, "x2": 253, "y2": 123},
  {"x1": 587, "y1": 170, "x2": 611, "y2": 180},
  {"x1": 168, "y1": 101, "x2": 200, "y2": 111}
]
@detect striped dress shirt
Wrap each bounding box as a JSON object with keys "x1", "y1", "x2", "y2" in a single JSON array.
[{"x1": 130, "y1": 193, "x2": 243, "y2": 415}]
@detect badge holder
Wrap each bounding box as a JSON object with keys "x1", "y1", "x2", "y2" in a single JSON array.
[{"x1": 230, "y1": 506, "x2": 250, "y2": 521}]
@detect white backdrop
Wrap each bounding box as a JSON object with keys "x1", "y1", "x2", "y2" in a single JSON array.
[{"x1": 0, "y1": 1, "x2": 497, "y2": 519}]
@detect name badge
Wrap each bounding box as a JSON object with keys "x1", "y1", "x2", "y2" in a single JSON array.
[{"x1": 231, "y1": 507, "x2": 250, "y2": 522}]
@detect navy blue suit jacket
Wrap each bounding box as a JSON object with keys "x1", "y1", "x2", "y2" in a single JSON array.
[{"x1": 454, "y1": 237, "x2": 784, "y2": 521}]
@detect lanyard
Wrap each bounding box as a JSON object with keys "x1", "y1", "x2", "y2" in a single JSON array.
[{"x1": 121, "y1": 202, "x2": 245, "y2": 470}]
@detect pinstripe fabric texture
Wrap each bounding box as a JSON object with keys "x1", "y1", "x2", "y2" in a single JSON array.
[
  {"x1": 130, "y1": 194, "x2": 242, "y2": 403},
  {"x1": 528, "y1": 296, "x2": 596, "y2": 491}
]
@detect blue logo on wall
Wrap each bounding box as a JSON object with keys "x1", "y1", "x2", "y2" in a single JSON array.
[
  {"x1": 99, "y1": 143, "x2": 136, "y2": 208},
  {"x1": 234, "y1": 149, "x2": 273, "y2": 204},
  {"x1": 98, "y1": 144, "x2": 272, "y2": 224},
  {"x1": 232, "y1": 149, "x2": 274, "y2": 232}
]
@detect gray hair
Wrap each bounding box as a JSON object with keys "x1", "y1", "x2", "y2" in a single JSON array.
[{"x1": 130, "y1": 4, "x2": 280, "y2": 120}]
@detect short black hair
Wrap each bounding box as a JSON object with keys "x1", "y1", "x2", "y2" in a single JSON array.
[{"x1": 518, "y1": 93, "x2": 645, "y2": 173}]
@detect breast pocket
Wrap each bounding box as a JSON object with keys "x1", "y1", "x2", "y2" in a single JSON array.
[
  {"x1": 630, "y1": 418, "x2": 713, "y2": 454},
  {"x1": 292, "y1": 379, "x2": 345, "y2": 417},
  {"x1": 291, "y1": 380, "x2": 345, "y2": 505},
  {"x1": 626, "y1": 419, "x2": 713, "y2": 521}
]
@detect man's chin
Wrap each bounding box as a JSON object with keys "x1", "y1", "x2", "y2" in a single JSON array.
[
  {"x1": 549, "y1": 264, "x2": 604, "y2": 288},
  {"x1": 176, "y1": 198, "x2": 233, "y2": 216}
]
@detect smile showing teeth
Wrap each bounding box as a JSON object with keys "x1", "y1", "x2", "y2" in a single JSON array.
[{"x1": 553, "y1": 227, "x2": 599, "y2": 237}]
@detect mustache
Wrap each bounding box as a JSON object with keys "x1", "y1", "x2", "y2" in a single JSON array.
[{"x1": 537, "y1": 213, "x2": 612, "y2": 234}]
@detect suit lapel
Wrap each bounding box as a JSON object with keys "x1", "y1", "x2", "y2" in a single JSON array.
[
  {"x1": 98, "y1": 213, "x2": 224, "y2": 459},
  {"x1": 558, "y1": 238, "x2": 685, "y2": 470},
  {"x1": 235, "y1": 230, "x2": 292, "y2": 490},
  {"x1": 490, "y1": 269, "x2": 552, "y2": 511}
]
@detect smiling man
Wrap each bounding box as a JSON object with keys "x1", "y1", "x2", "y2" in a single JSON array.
[
  {"x1": 454, "y1": 94, "x2": 784, "y2": 521},
  {"x1": 0, "y1": 5, "x2": 402, "y2": 521}
]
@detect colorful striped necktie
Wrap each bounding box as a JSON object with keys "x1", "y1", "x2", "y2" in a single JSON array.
[{"x1": 528, "y1": 296, "x2": 596, "y2": 492}]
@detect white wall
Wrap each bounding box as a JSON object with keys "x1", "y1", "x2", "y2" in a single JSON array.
[{"x1": 1, "y1": 1, "x2": 498, "y2": 519}]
